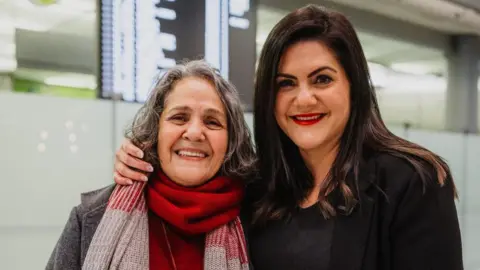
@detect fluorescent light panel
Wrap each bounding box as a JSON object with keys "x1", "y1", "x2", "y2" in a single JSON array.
[{"x1": 44, "y1": 75, "x2": 97, "y2": 89}]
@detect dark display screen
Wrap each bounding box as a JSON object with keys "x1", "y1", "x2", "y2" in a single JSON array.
[{"x1": 99, "y1": 0, "x2": 256, "y2": 108}]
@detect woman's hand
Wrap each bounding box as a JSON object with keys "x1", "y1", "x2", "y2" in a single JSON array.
[{"x1": 113, "y1": 139, "x2": 154, "y2": 185}]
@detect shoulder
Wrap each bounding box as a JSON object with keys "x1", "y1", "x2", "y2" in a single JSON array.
[
  {"x1": 372, "y1": 152, "x2": 417, "y2": 177},
  {"x1": 369, "y1": 152, "x2": 434, "y2": 191},
  {"x1": 76, "y1": 184, "x2": 115, "y2": 216},
  {"x1": 367, "y1": 152, "x2": 455, "y2": 207},
  {"x1": 46, "y1": 185, "x2": 116, "y2": 269},
  {"x1": 367, "y1": 152, "x2": 452, "y2": 204},
  {"x1": 369, "y1": 154, "x2": 462, "y2": 268}
]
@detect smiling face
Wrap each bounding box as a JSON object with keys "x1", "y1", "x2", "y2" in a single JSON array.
[
  {"x1": 274, "y1": 40, "x2": 350, "y2": 154},
  {"x1": 157, "y1": 76, "x2": 228, "y2": 187}
]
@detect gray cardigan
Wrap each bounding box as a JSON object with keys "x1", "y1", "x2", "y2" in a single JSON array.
[{"x1": 46, "y1": 185, "x2": 115, "y2": 270}]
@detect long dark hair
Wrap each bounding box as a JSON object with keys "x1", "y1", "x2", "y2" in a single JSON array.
[{"x1": 252, "y1": 4, "x2": 454, "y2": 224}]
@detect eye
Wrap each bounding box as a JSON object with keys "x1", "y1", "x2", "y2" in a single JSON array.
[
  {"x1": 276, "y1": 79, "x2": 295, "y2": 89},
  {"x1": 314, "y1": 75, "x2": 333, "y2": 85},
  {"x1": 168, "y1": 114, "x2": 188, "y2": 124},
  {"x1": 205, "y1": 118, "x2": 223, "y2": 129}
]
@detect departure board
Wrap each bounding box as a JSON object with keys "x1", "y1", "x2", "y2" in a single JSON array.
[{"x1": 99, "y1": 0, "x2": 256, "y2": 108}]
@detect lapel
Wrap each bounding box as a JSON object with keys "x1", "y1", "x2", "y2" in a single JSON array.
[
  {"x1": 328, "y1": 157, "x2": 377, "y2": 270},
  {"x1": 78, "y1": 185, "x2": 113, "y2": 265},
  {"x1": 80, "y1": 203, "x2": 107, "y2": 264}
]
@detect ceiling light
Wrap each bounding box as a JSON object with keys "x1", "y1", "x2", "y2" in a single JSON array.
[
  {"x1": 385, "y1": 73, "x2": 446, "y2": 93},
  {"x1": 390, "y1": 62, "x2": 436, "y2": 76},
  {"x1": 0, "y1": 17, "x2": 51, "y2": 32},
  {"x1": 44, "y1": 75, "x2": 97, "y2": 89}
]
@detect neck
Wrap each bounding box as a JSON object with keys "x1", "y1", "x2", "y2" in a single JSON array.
[{"x1": 299, "y1": 140, "x2": 339, "y2": 208}]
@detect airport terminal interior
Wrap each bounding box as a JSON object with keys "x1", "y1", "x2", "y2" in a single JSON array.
[{"x1": 1, "y1": 0, "x2": 480, "y2": 268}]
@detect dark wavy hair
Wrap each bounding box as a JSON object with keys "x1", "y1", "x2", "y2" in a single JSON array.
[
  {"x1": 252, "y1": 5, "x2": 454, "y2": 224},
  {"x1": 125, "y1": 60, "x2": 257, "y2": 180}
]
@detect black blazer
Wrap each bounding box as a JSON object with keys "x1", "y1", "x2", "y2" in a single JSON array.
[{"x1": 243, "y1": 153, "x2": 463, "y2": 270}]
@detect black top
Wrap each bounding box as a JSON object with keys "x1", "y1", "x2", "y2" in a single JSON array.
[
  {"x1": 241, "y1": 153, "x2": 463, "y2": 270},
  {"x1": 249, "y1": 203, "x2": 334, "y2": 270}
]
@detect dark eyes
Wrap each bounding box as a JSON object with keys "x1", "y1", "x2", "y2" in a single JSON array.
[
  {"x1": 169, "y1": 114, "x2": 187, "y2": 123},
  {"x1": 276, "y1": 79, "x2": 295, "y2": 88},
  {"x1": 167, "y1": 114, "x2": 223, "y2": 129},
  {"x1": 276, "y1": 75, "x2": 333, "y2": 89},
  {"x1": 205, "y1": 119, "x2": 222, "y2": 128},
  {"x1": 314, "y1": 74, "x2": 333, "y2": 84}
]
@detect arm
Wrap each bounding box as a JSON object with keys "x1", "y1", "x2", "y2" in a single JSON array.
[
  {"x1": 113, "y1": 139, "x2": 154, "y2": 185},
  {"x1": 390, "y1": 172, "x2": 463, "y2": 270},
  {"x1": 46, "y1": 207, "x2": 82, "y2": 270}
]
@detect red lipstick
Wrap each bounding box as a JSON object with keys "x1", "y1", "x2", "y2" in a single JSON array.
[{"x1": 291, "y1": 113, "x2": 325, "y2": 126}]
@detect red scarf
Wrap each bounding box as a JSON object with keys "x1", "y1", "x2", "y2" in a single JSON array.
[{"x1": 146, "y1": 171, "x2": 244, "y2": 270}]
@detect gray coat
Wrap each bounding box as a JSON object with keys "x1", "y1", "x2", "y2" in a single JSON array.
[{"x1": 46, "y1": 185, "x2": 115, "y2": 270}]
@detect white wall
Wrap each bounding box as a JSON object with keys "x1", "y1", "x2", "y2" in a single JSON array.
[
  {"x1": 0, "y1": 92, "x2": 479, "y2": 269},
  {"x1": 378, "y1": 90, "x2": 446, "y2": 130},
  {"x1": 0, "y1": 93, "x2": 140, "y2": 269}
]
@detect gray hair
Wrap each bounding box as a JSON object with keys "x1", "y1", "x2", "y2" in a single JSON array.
[{"x1": 125, "y1": 60, "x2": 257, "y2": 179}]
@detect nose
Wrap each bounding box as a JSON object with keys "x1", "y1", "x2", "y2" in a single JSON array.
[
  {"x1": 295, "y1": 85, "x2": 317, "y2": 107},
  {"x1": 182, "y1": 119, "x2": 206, "y2": 141}
]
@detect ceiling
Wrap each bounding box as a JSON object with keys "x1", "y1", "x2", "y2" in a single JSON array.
[
  {"x1": 2, "y1": 0, "x2": 478, "y2": 89},
  {"x1": 256, "y1": 6, "x2": 447, "y2": 76},
  {"x1": 449, "y1": 0, "x2": 480, "y2": 12},
  {"x1": 14, "y1": 67, "x2": 97, "y2": 89},
  {"x1": 315, "y1": 0, "x2": 479, "y2": 34}
]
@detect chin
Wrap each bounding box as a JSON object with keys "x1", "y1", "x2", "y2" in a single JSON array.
[
  {"x1": 289, "y1": 136, "x2": 326, "y2": 152},
  {"x1": 176, "y1": 173, "x2": 211, "y2": 187}
]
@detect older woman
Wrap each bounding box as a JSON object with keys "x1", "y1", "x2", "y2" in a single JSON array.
[{"x1": 46, "y1": 60, "x2": 256, "y2": 270}]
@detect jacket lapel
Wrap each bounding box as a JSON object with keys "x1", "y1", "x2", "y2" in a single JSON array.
[
  {"x1": 80, "y1": 203, "x2": 108, "y2": 265},
  {"x1": 328, "y1": 158, "x2": 377, "y2": 270}
]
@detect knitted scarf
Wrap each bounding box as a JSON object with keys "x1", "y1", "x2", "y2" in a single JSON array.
[{"x1": 82, "y1": 173, "x2": 249, "y2": 270}]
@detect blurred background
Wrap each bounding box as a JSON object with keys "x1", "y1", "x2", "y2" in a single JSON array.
[{"x1": 0, "y1": 0, "x2": 479, "y2": 269}]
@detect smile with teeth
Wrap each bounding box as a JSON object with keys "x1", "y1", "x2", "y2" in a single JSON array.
[
  {"x1": 291, "y1": 113, "x2": 326, "y2": 125},
  {"x1": 294, "y1": 115, "x2": 322, "y2": 121},
  {"x1": 176, "y1": 150, "x2": 207, "y2": 158}
]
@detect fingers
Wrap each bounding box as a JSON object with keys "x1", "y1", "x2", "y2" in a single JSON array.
[
  {"x1": 114, "y1": 160, "x2": 149, "y2": 182},
  {"x1": 116, "y1": 147, "x2": 153, "y2": 173},
  {"x1": 122, "y1": 139, "x2": 144, "y2": 159},
  {"x1": 114, "y1": 171, "x2": 133, "y2": 185}
]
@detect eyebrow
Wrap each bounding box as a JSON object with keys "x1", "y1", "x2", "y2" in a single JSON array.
[
  {"x1": 276, "y1": 66, "x2": 337, "y2": 79},
  {"x1": 167, "y1": 106, "x2": 225, "y2": 118},
  {"x1": 167, "y1": 105, "x2": 191, "y2": 114},
  {"x1": 204, "y1": 108, "x2": 226, "y2": 118}
]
